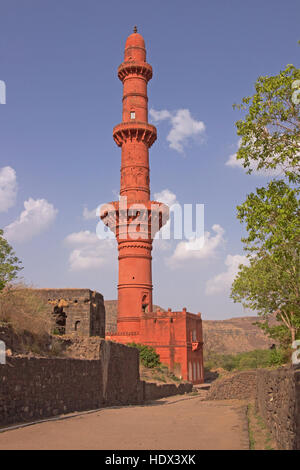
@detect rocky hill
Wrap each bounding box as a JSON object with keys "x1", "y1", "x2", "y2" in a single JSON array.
[
  {"x1": 203, "y1": 316, "x2": 274, "y2": 354},
  {"x1": 104, "y1": 301, "x2": 274, "y2": 354}
]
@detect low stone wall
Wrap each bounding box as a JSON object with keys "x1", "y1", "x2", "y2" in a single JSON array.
[
  {"x1": 256, "y1": 367, "x2": 300, "y2": 450},
  {"x1": 0, "y1": 357, "x2": 102, "y2": 425},
  {"x1": 0, "y1": 339, "x2": 193, "y2": 427},
  {"x1": 208, "y1": 370, "x2": 257, "y2": 400},
  {"x1": 143, "y1": 382, "x2": 193, "y2": 401},
  {"x1": 0, "y1": 340, "x2": 140, "y2": 427}
]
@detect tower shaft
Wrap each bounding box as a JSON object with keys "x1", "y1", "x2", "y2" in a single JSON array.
[{"x1": 102, "y1": 29, "x2": 168, "y2": 334}]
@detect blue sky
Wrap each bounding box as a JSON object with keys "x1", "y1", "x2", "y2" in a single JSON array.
[{"x1": 0, "y1": 0, "x2": 299, "y2": 319}]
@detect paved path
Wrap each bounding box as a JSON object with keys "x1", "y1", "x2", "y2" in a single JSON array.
[{"x1": 0, "y1": 396, "x2": 249, "y2": 450}]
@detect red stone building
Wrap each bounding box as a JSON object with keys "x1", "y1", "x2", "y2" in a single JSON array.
[{"x1": 102, "y1": 28, "x2": 204, "y2": 384}]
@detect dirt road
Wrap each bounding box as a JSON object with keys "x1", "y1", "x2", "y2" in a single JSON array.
[{"x1": 0, "y1": 396, "x2": 249, "y2": 450}]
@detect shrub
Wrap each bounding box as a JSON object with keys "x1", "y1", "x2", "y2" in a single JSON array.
[
  {"x1": 127, "y1": 342, "x2": 161, "y2": 368},
  {"x1": 266, "y1": 348, "x2": 287, "y2": 367}
]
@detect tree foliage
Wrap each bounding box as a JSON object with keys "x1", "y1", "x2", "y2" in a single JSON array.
[
  {"x1": 232, "y1": 179, "x2": 300, "y2": 345},
  {"x1": 236, "y1": 180, "x2": 300, "y2": 256},
  {"x1": 233, "y1": 64, "x2": 300, "y2": 182},
  {"x1": 231, "y1": 250, "x2": 300, "y2": 344},
  {"x1": 231, "y1": 62, "x2": 300, "y2": 350},
  {"x1": 0, "y1": 229, "x2": 22, "y2": 292}
]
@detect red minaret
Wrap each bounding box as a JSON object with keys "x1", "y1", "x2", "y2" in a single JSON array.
[
  {"x1": 101, "y1": 27, "x2": 168, "y2": 339},
  {"x1": 102, "y1": 28, "x2": 204, "y2": 384}
]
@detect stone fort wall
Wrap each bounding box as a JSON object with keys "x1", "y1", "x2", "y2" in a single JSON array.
[
  {"x1": 0, "y1": 339, "x2": 192, "y2": 427},
  {"x1": 0, "y1": 340, "x2": 140, "y2": 426},
  {"x1": 256, "y1": 367, "x2": 300, "y2": 450}
]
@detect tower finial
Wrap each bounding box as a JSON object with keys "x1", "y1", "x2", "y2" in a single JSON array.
[{"x1": 133, "y1": 25, "x2": 137, "y2": 33}]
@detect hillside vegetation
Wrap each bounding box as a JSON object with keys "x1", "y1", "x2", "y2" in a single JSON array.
[{"x1": 205, "y1": 348, "x2": 287, "y2": 372}]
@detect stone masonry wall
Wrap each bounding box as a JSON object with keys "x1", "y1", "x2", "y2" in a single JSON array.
[
  {"x1": 0, "y1": 340, "x2": 140, "y2": 426},
  {"x1": 0, "y1": 339, "x2": 193, "y2": 427},
  {"x1": 143, "y1": 382, "x2": 193, "y2": 401},
  {"x1": 33, "y1": 289, "x2": 105, "y2": 337},
  {"x1": 100, "y1": 340, "x2": 141, "y2": 406},
  {"x1": 208, "y1": 370, "x2": 257, "y2": 400},
  {"x1": 59, "y1": 335, "x2": 102, "y2": 359},
  {"x1": 256, "y1": 367, "x2": 300, "y2": 450},
  {"x1": 0, "y1": 357, "x2": 102, "y2": 425}
]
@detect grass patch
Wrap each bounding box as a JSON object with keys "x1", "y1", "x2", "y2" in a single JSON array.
[{"x1": 247, "y1": 403, "x2": 276, "y2": 450}]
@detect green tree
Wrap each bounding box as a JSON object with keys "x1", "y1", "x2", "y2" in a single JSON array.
[
  {"x1": 231, "y1": 251, "x2": 300, "y2": 344},
  {"x1": 0, "y1": 229, "x2": 22, "y2": 291},
  {"x1": 236, "y1": 180, "x2": 299, "y2": 257},
  {"x1": 232, "y1": 62, "x2": 300, "y2": 351},
  {"x1": 232, "y1": 180, "x2": 299, "y2": 346},
  {"x1": 231, "y1": 181, "x2": 300, "y2": 346},
  {"x1": 233, "y1": 64, "x2": 300, "y2": 183}
]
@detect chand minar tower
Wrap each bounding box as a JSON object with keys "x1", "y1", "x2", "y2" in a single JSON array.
[
  {"x1": 101, "y1": 28, "x2": 204, "y2": 384},
  {"x1": 101, "y1": 27, "x2": 168, "y2": 337}
]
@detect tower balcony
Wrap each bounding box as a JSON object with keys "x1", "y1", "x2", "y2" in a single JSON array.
[
  {"x1": 100, "y1": 200, "x2": 169, "y2": 240},
  {"x1": 113, "y1": 122, "x2": 157, "y2": 148},
  {"x1": 118, "y1": 61, "x2": 153, "y2": 83}
]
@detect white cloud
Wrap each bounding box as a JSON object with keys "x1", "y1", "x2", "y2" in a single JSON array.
[
  {"x1": 65, "y1": 230, "x2": 116, "y2": 271},
  {"x1": 225, "y1": 139, "x2": 283, "y2": 176},
  {"x1": 150, "y1": 109, "x2": 172, "y2": 121},
  {"x1": 150, "y1": 108, "x2": 205, "y2": 154},
  {"x1": 168, "y1": 224, "x2": 225, "y2": 265},
  {"x1": 154, "y1": 188, "x2": 178, "y2": 207},
  {"x1": 69, "y1": 249, "x2": 106, "y2": 271},
  {"x1": 4, "y1": 198, "x2": 58, "y2": 243},
  {"x1": 205, "y1": 254, "x2": 249, "y2": 295},
  {"x1": 83, "y1": 206, "x2": 101, "y2": 220},
  {"x1": 65, "y1": 230, "x2": 99, "y2": 245},
  {"x1": 0, "y1": 166, "x2": 17, "y2": 212}
]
